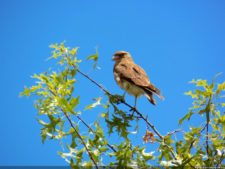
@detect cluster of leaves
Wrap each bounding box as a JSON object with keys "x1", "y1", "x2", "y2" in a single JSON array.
[
  {"x1": 176, "y1": 78, "x2": 225, "y2": 167},
  {"x1": 21, "y1": 43, "x2": 225, "y2": 168}
]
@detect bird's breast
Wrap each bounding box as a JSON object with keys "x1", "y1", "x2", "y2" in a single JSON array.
[{"x1": 114, "y1": 72, "x2": 144, "y2": 97}]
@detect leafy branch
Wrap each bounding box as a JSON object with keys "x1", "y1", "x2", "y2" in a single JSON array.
[
  {"x1": 21, "y1": 43, "x2": 225, "y2": 167},
  {"x1": 65, "y1": 54, "x2": 180, "y2": 160}
]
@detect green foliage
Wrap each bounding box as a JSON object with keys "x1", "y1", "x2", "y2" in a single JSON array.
[
  {"x1": 86, "y1": 48, "x2": 99, "y2": 69},
  {"x1": 21, "y1": 43, "x2": 225, "y2": 168}
]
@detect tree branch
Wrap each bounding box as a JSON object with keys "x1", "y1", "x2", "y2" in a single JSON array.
[
  {"x1": 76, "y1": 67, "x2": 164, "y2": 139},
  {"x1": 206, "y1": 121, "x2": 209, "y2": 157},
  {"x1": 73, "y1": 66, "x2": 179, "y2": 159},
  {"x1": 66, "y1": 56, "x2": 177, "y2": 160},
  {"x1": 206, "y1": 97, "x2": 212, "y2": 158},
  {"x1": 166, "y1": 129, "x2": 183, "y2": 136}
]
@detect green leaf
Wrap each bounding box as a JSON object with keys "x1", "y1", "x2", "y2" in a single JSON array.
[
  {"x1": 20, "y1": 87, "x2": 32, "y2": 96},
  {"x1": 70, "y1": 47, "x2": 78, "y2": 55},
  {"x1": 85, "y1": 97, "x2": 102, "y2": 110},
  {"x1": 185, "y1": 91, "x2": 198, "y2": 99},
  {"x1": 40, "y1": 128, "x2": 48, "y2": 143},
  {"x1": 87, "y1": 53, "x2": 98, "y2": 61},
  {"x1": 86, "y1": 48, "x2": 98, "y2": 69},
  {"x1": 216, "y1": 82, "x2": 225, "y2": 95},
  {"x1": 196, "y1": 80, "x2": 208, "y2": 88},
  {"x1": 70, "y1": 69, "x2": 77, "y2": 77},
  {"x1": 70, "y1": 96, "x2": 80, "y2": 109},
  {"x1": 141, "y1": 149, "x2": 154, "y2": 161},
  {"x1": 179, "y1": 111, "x2": 194, "y2": 125}
]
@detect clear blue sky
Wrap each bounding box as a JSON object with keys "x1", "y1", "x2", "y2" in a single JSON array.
[{"x1": 1, "y1": 0, "x2": 225, "y2": 166}]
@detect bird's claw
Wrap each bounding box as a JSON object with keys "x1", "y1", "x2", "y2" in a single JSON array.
[
  {"x1": 129, "y1": 107, "x2": 137, "y2": 112},
  {"x1": 129, "y1": 107, "x2": 137, "y2": 117}
]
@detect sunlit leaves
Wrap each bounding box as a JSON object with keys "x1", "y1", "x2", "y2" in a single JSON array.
[
  {"x1": 178, "y1": 77, "x2": 225, "y2": 167},
  {"x1": 216, "y1": 82, "x2": 225, "y2": 95},
  {"x1": 38, "y1": 115, "x2": 62, "y2": 143},
  {"x1": 86, "y1": 48, "x2": 98, "y2": 69},
  {"x1": 21, "y1": 43, "x2": 225, "y2": 167},
  {"x1": 112, "y1": 141, "x2": 133, "y2": 167},
  {"x1": 179, "y1": 111, "x2": 194, "y2": 125},
  {"x1": 70, "y1": 96, "x2": 80, "y2": 110},
  {"x1": 180, "y1": 79, "x2": 215, "y2": 124},
  {"x1": 20, "y1": 87, "x2": 32, "y2": 96}
]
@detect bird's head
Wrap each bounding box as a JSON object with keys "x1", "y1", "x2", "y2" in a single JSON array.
[{"x1": 112, "y1": 51, "x2": 132, "y2": 62}]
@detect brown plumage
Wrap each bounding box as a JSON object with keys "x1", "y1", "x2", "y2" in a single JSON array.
[{"x1": 112, "y1": 51, "x2": 164, "y2": 106}]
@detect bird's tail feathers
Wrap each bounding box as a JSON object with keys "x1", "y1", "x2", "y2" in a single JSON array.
[
  {"x1": 145, "y1": 93, "x2": 156, "y2": 105},
  {"x1": 144, "y1": 84, "x2": 164, "y2": 100}
]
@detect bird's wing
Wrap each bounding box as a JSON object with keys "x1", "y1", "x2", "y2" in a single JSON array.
[{"x1": 115, "y1": 61, "x2": 150, "y2": 86}]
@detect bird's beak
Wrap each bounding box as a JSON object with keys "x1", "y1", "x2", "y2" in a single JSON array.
[{"x1": 112, "y1": 55, "x2": 119, "y2": 61}]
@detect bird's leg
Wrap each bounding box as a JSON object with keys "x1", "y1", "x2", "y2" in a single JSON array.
[
  {"x1": 130, "y1": 96, "x2": 137, "y2": 116},
  {"x1": 134, "y1": 96, "x2": 137, "y2": 109}
]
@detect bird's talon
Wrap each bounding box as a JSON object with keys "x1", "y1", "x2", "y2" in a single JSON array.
[{"x1": 129, "y1": 107, "x2": 137, "y2": 112}]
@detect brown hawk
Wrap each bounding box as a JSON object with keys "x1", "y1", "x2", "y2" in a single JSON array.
[{"x1": 112, "y1": 51, "x2": 164, "y2": 108}]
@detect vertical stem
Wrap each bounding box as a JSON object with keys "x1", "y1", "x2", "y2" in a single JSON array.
[
  {"x1": 206, "y1": 119, "x2": 209, "y2": 156},
  {"x1": 205, "y1": 96, "x2": 211, "y2": 158}
]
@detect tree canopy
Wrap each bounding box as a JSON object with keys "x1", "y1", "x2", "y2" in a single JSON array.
[{"x1": 21, "y1": 43, "x2": 225, "y2": 168}]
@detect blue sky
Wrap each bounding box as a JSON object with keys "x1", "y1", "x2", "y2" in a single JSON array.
[{"x1": 1, "y1": 0, "x2": 225, "y2": 166}]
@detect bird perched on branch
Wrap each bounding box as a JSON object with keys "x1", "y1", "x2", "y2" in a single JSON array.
[{"x1": 112, "y1": 51, "x2": 164, "y2": 109}]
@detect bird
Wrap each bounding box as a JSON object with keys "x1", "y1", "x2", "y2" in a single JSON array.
[{"x1": 112, "y1": 51, "x2": 164, "y2": 109}]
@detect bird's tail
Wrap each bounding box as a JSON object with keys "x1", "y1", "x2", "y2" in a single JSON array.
[
  {"x1": 145, "y1": 92, "x2": 156, "y2": 105},
  {"x1": 143, "y1": 83, "x2": 164, "y2": 105}
]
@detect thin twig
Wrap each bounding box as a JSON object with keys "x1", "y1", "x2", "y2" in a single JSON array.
[
  {"x1": 166, "y1": 129, "x2": 183, "y2": 136},
  {"x1": 200, "y1": 123, "x2": 207, "y2": 133},
  {"x1": 206, "y1": 97, "x2": 212, "y2": 158},
  {"x1": 206, "y1": 122, "x2": 209, "y2": 156},
  {"x1": 76, "y1": 69, "x2": 111, "y2": 95}
]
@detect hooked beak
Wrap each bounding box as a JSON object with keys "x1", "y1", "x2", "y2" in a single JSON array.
[{"x1": 112, "y1": 55, "x2": 119, "y2": 61}]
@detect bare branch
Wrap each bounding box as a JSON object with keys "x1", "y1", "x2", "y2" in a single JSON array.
[{"x1": 166, "y1": 129, "x2": 183, "y2": 136}]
